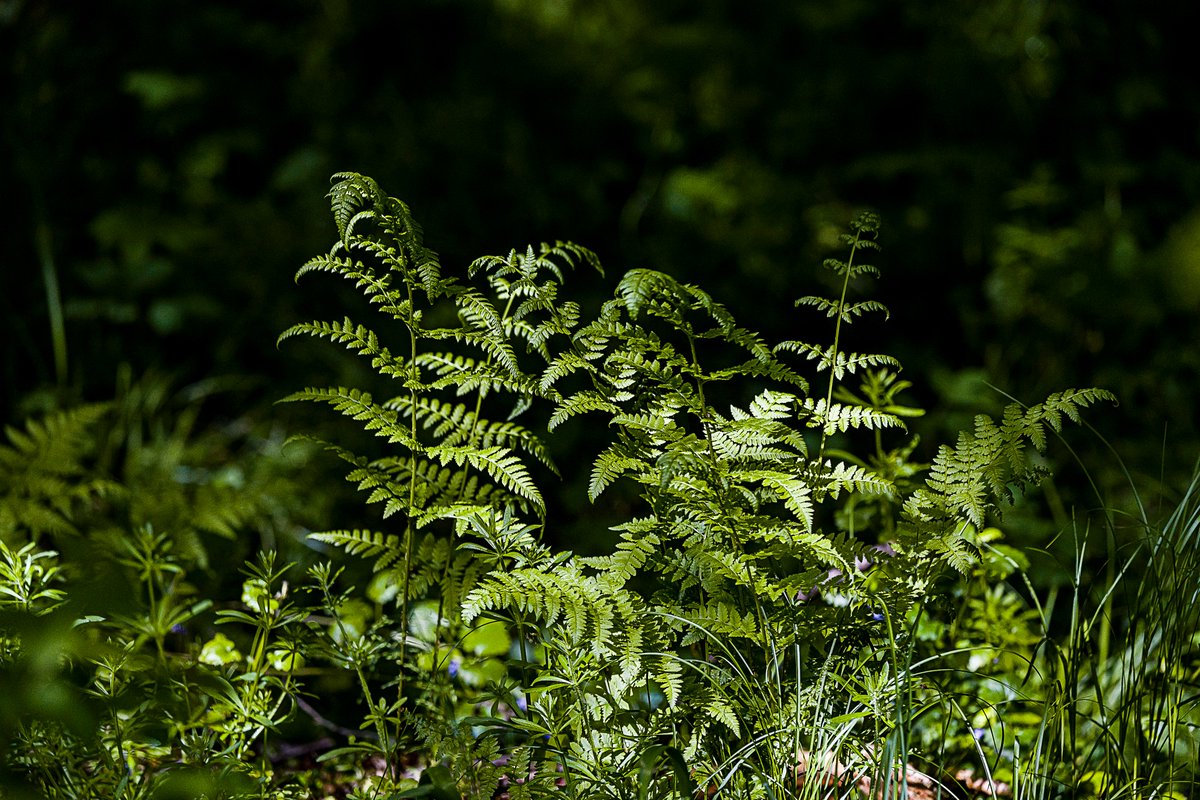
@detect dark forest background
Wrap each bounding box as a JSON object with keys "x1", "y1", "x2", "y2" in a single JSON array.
[{"x1": 4, "y1": 0, "x2": 1198, "y2": 562}]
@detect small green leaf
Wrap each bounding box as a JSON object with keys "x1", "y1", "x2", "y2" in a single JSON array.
[{"x1": 199, "y1": 633, "x2": 242, "y2": 666}]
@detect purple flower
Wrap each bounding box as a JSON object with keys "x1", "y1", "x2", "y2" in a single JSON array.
[
  {"x1": 448, "y1": 657, "x2": 461, "y2": 678},
  {"x1": 854, "y1": 555, "x2": 872, "y2": 572},
  {"x1": 795, "y1": 586, "x2": 819, "y2": 602},
  {"x1": 824, "y1": 567, "x2": 844, "y2": 583},
  {"x1": 870, "y1": 611, "x2": 885, "y2": 622},
  {"x1": 515, "y1": 693, "x2": 528, "y2": 711},
  {"x1": 872, "y1": 542, "x2": 897, "y2": 557}
]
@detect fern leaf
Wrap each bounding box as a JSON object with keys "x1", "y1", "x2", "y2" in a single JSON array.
[
  {"x1": 910, "y1": 389, "x2": 1115, "y2": 535},
  {"x1": 434, "y1": 445, "x2": 544, "y2": 515},
  {"x1": 549, "y1": 391, "x2": 621, "y2": 431},
  {"x1": 794, "y1": 296, "x2": 890, "y2": 322},
  {"x1": 310, "y1": 529, "x2": 403, "y2": 566},
  {"x1": 815, "y1": 460, "x2": 894, "y2": 499},
  {"x1": 800, "y1": 398, "x2": 904, "y2": 435},
  {"x1": 279, "y1": 387, "x2": 422, "y2": 450},
  {"x1": 589, "y1": 444, "x2": 648, "y2": 501},
  {"x1": 703, "y1": 694, "x2": 742, "y2": 737},
  {"x1": 277, "y1": 317, "x2": 415, "y2": 381},
  {"x1": 328, "y1": 172, "x2": 383, "y2": 241},
  {"x1": 754, "y1": 472, "x2": 815, "y2": 531}
]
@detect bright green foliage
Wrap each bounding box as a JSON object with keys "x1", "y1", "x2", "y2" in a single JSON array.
[
  {"x1": 0, "y1": 540, "x2": 66, "y2": 616},
  {"x1": 282, "y1": 174, "x2": 1112, "y2": 798},
  {"x1": 278, "y1": 173, "x2": 602, "y2": 782},
  {"x1": 0, "y1": 371, "x2": 324, "y2": 570},
  {"x1": 903, "y1": 387, "x2": 1116, "y2": 574},
  {"x1": 0, "y1": 534, "x2": 309, "y2": 798}
]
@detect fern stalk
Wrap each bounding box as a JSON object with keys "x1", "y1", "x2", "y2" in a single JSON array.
[
  {"x1": 396, "y1": 279, "x2": 421, "y2": 751},
  {"x1": 817, "y1": 221, "x2": 868, "y2": 465}
]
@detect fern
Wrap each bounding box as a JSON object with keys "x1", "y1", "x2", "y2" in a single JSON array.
[
  {"x1": 310, "y1": 528, "x2": 404, "y2": 564},
  {"x1": 281, "y1": 173, "x2": 605, "y2": 776},
  {"x1": 0, "y1": 404, "x2": 117, "y2": 540},
  {"x1": 903, "y1": 387, "x2": 1117, "y2": 559},
  {"x1": 284, "y1": 176, "x2": 1114, "y2": 798}
]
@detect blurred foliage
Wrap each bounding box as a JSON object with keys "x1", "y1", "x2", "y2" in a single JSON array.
[{"x1": 0, "y1": 378, "x2": 343, "y2": 797}]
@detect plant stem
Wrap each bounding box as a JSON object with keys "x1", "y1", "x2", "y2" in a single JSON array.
[
  {"x1": 36, "y1": 219, "x2": 68, "y2": 389},
  {"x1": 817, "y1": 228, "x2": 862, "y2": 464}
]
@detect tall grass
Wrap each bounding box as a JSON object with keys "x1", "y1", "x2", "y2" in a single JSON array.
[
  {"x1": 735, "y1": 464, "x2": 1200, "y2": 800},
  {"x1": 910, "y1": 465, "x2": 1200, "y2": 800},
  {"x1": 1015, "y1": 465, "x2": 1200, "y2": 799}
]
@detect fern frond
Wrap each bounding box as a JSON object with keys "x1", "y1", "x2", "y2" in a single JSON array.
[
  {"x1": 1039, "y1": 387, "x2": 1117, "y2": 427},
  {"x1": 388, "y1": 396, "x2": 557, "y2": 473},
  {"x1": 310, "y1": 529, "x2": 404, "y2": 568},
  {"x1": 413, "y1": 352, "x2": 541, "y2": 397},
  {"x1": 277, "y1": 318, "x2": 415, "y2": 381},
  {"x1": 463, "y1": 563, "x2": 624, "y2": 654},
  {"x1": 776, "y1": 342, "x2": 899, "y2": 380},
  {"x1": 433, "y1": 446, "x2": 544, "y2": 515},
  {"x1": 654, "y1": 656, "x2": 684, "y2": 708},
  {"x1": 328, "y1": 171, "x2": 383, "y2": 242},
  {"x1": 754, "y1": 389, "x2": 800, "y2": 421},
  {"x1": 279, "y1": 387, "x2": 422, "y2": 450},
  {"x1": 589, "y1": 444, "x2": 650, "y2": 501},
  {"x1": 800, "y1": 398, "x2": 904, "y2": 435},
  {"x1": 706, "y1": 357, "x2": 810, "y2": 392},
  {"x1": 549, "y1": 390, "x2": 621, "y2": 431},
  {"x1": 294, "y1": 250, "x2": 410, "y2": 318},
  {"x1": 812, "y1": 460, "x2": 895, "y2": 499},
  {"x1": 711, "y1": 419, "x2": 807, "y2": 465},
  {"x1": 539, "y1": 350, "x2": 592, "y2": 394},
  {"x1": 538, "y1": 240, "x2": 604, "y2": 276},
  {"x1": 701, "y1": 691, "x2": 742, "y2": 737},
  {"x1": 907, "y1": 388, "x2": 1115, "y2": 532},
  {"x1": 1, "y1": 403, "x2": 108, "y2": 475},
  {"x1": 676, "y1": 601, "x2": 759, "y2": 646},
  {"x1": 581, "y1": 529, "x2": 661, "y2": 584},
  {"x1": 616, "y1": 269, "x2": 686, "y2": 320},
  {"x1": 748, "y1": 525, "x2": 849, "y2": 568},
  {"x1": 793, "y1": 296, "x2": 889, "y2": 322},
  {"x1": 455, "y1": 290, "x2": 520, "y2": 375},
  {"x1": 0, "y1": 404, "x2": 116, "y2": 540},
  {"x1": 752, "y1": 472, "x2": 815, "y2": 531},
  {"x1": 328, "y1": 172, "x2": 446, "y2": 295}
]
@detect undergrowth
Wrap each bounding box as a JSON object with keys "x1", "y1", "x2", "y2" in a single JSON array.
[
  {"x1": 5, "y1": 172, "x2": 1194, "y2": 800},
  {"x1": 272, "y1": 173, "x2": 1114, "y2": 799}
]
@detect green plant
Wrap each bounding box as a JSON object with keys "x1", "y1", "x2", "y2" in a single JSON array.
[
  {"x1": 904, "y1": 459, "x2": 1200, "y2": 800},
  {"x1": 280, "y1": 172, "x2": 1113, "y2": 798},
  {"x1": 0, "y1": 378, "x2": 335, "y2": 798},
  {"x1": 0, "y1": 535, "x2": 312, "y2": 799}
]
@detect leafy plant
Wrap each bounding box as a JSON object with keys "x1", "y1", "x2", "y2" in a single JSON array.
[
  {"x1": 0, "y1": 377, "x2": 333, "y2": 799},
  {"x1": 280, "y1": 172, "x2": 1113, "y2": 798}
]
